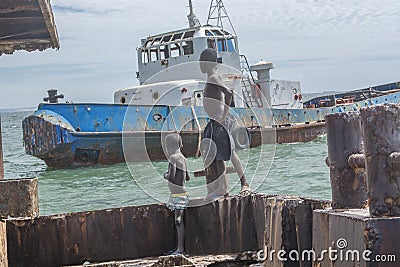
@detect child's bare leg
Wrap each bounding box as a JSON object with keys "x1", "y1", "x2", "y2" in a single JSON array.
[
  {"x1": 206, "y1": 160, "x2": 219, "y2": 195},
  {"x1": 215, "y1": 160, "x2": 228, "y2": 196},
  {"x1": 206, "y1": 160, "x2": 228, "y2": 199},
  {"x1": 231, "y1": 151, "x2": 250, "y2": 192},
  {"x1": 172, "y1": 210, "x2": 185, "y2": 255}
]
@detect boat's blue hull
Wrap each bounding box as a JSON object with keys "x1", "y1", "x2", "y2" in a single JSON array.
[{"x1": 22, "y1": 89, "x2": 400, "y2": 168}]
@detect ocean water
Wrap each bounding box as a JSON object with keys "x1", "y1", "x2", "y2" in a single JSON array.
[{"x1": 1, "y1": 111, "x2": 331, "y2": 216}]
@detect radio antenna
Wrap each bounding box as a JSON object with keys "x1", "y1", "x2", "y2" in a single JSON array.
[{"x1": 187, "y1": 0, "x2": 201, "y2": 28}]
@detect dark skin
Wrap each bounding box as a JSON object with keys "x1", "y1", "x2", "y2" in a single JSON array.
[
  {"x1": 200, "y1": 60, "x2": 250, "y2": 193},
  {"x1": 164, "y1": 142, "x2": 190, "y2": 255}
]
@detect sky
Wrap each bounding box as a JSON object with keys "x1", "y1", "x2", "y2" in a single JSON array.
[{"x1": 0, "y1": 0, "x2": 399, "y2": 109}]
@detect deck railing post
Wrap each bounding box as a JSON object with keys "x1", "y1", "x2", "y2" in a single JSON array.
[
  {"x1": 361, "y1": 104, "x2": 400, "y2": 216},
  {"x1": 325, "y1": 112, "x2": 367, "y2": 209}
]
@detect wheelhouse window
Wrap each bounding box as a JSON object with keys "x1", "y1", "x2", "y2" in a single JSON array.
[
  {"x1": 205, "y1": 30, "x2": 213, "y2": 37},
  {"x1": 142, "y1": 49, "x2": 150, "y2": 63},
  {"x1": 152, "y1": 37, "x2": 162, "y2": 46},
  {"x1": 217, "y1": 39, "x2": 226, "y2": 52},
  {"x1": 226, "y1": 38, "x2": 236, "y2": 52},
  {"x1": 172, "y1": 33, "x2": 183, "y2": 41},
  {"x1": 207, "y1": 39, "x2": 216, "y2": 49},
  {"x1": 212, "y1": 29, "x2": 223, "y2": 36},
  {"x1": 150, "y1": 48, "x2": 158, "y2": 61},
  {"x1": 183, "y1": 31, "x2": 195, "y2": 38},
  {"x1": 170, "y1": 43, "x2": 181, "y2": 57},
  {"x1": 160, "y1": 45, "x2": 169, "y2": 60},
  {"x1": 182, "y1": 41, "x2": 193, "y2": 55},
  {"x1": 140, "y1": 30, "x2": 196, "y2": 62},
  {"x1": 161, "y1": 35, "x2": 172, "y2": 43},
  {"x1": 144, "y1": 39, "x2": 152, "y2": 48}
]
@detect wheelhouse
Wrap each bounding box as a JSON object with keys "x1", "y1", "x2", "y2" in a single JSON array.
[{"x1": 137, "y1": 26, "x2": 241, "y2": 84}]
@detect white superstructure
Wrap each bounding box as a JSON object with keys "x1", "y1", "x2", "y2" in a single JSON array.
[{"x1": 114, "y1": 0, "x2": 303, "y2": 110}]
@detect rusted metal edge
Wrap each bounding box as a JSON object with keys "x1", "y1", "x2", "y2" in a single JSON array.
[{"x1": 37, "y1": 0, "x2": 60, "y2": 49}]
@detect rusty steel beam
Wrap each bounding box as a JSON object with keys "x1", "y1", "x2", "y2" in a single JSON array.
[
  {"x1": 325, "y1": 112, "x2": 367, "y2": 209},
  {"x1": 0, "y1": 118, "x2": 3, "y2": 180},
  {"x1": 361, "y1": 104, "x2": 400, "y2": 216}
]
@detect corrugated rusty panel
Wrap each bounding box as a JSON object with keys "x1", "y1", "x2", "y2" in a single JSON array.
[
  {"x1": 0, "y1": 220, "x2": 7, "y2": 267},
  {"x1": 264, "y1": 196, "x2": 302, "y2": 267},
  {"x1": 185, "y1": 194, "x2": 270, "y2": 255},
  {"x1": 263, "y1": 197, "x2": 331, "y2": 267},
  {"x1": 6, "y1": 204, "x2": 176, "y2": 267},
  {"x1": 0, "y1": 178, "x2": 38, "y2": 219},
  {"x1": 295, "y1": 204, "x2": 314, "y2": 267},
  {"x1": 6, "y1": 195, "x2": 270, "y2": 266}
]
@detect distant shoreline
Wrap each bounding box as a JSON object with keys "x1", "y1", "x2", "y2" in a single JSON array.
[{"x1": 0, "y1": 107, "x2": 35, "y2": 113}]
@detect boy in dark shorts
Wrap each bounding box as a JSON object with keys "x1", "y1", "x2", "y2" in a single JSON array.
[
  {"x1": 200, "y1": 138, "x2": 229, "y2": 200},
  {"x1": 199, "y1": 48, "x2": 251, "y2": 196},
  {"x1": 163, "y1": 133, "x2": 190, "y2": 255}
]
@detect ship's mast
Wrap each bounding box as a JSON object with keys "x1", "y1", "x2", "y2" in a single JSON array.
[
  {"x1": 187, "y1": 0, "x2": 201, "y2": 28},
  {"x1": 206, "y1": 0, "x2": 237, "y2": 35}
]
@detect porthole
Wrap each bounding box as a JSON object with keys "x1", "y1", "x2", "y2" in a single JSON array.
[{"x1": 153, "y1": 113, "x2": 163, "y2": 122}]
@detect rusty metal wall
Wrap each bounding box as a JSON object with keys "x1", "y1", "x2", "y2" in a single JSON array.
[
  {"x1": 5, "y1": 195, "x2": 331, "y2": 267},
  {"x1": 6, "y1": 204, "x2": 176, "y2": 267},
  {"x1": 313, "y1": 209, "x2": 400, "y2": 267},
  {"x1": 185, "y1": 194, "x2": 269, "y2": 255},
  {"x1": 263, "y1": 197, "x2": 330, "y2": 267},
  {"x1": 0, "y1": 178, "x2": 38, "y2": 219}
]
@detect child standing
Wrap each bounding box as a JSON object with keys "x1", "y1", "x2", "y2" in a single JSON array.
[{"x1": 163, "y1": 133, "x2": 190, "y2": 255}]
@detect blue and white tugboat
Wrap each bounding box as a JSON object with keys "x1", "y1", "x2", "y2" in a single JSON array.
[{"x1": 22, "y1": 0, "x2": 400, "y2": 168}]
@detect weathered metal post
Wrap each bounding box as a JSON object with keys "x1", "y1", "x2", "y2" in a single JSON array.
[
  {"x1": 361, "y1": 104, "x2": 400, "y2": 216},
  {"x1": 0, "y1": 117, "x2": 3, "y2": 179},
  {"x1": 325, "y1": 112, "x2": 367, "y2": 209}
]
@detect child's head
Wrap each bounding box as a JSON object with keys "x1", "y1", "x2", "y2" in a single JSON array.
[
  {"x1": 199, "y1": 48, "x2": 218, "y2": 74},
  {"x1": 165, "y1": 133, "x2": 183, "y2": 153}
]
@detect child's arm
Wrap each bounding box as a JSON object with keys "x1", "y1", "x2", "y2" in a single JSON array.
[{"x1": 185, "y1": 169, "x2": 190, "y2": 181}]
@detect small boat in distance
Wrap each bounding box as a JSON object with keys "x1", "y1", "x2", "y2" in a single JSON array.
[{"x1": 22, "y1": 0, "x2": 400, "y2": 168}]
